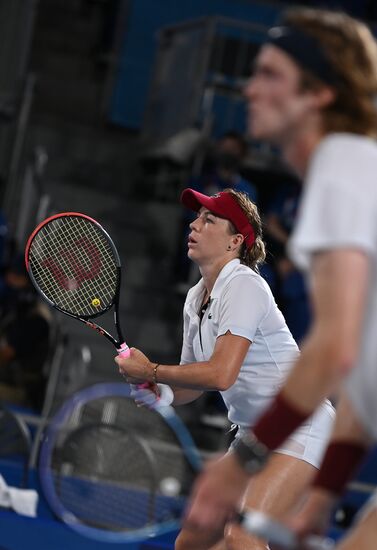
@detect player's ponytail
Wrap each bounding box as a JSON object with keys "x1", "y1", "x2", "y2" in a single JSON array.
[{"x1": 224, "y1": 189, "x2": 266, "y2": 272}]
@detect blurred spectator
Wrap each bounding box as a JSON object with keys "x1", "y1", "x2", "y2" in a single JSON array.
[
  {"x1": 175, "y1": 131, "x2": 258, "y2": 288},
  {"x1": 80, "y1": 0, "x2": 122, "y2": 73},
  {"x1": 191, "y1": 131, "x2": 258, "y2": 201},
  {"x1": 0, "y1": 255, "x2": 52, "y2": 412},
  {"x1": 263, "y1": 180, "x2": 311, "y2": 343}
]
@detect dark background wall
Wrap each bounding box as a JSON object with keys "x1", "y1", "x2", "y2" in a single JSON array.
[{"x1": 0, "y1": 0, "x2": 376, "y2": 409}]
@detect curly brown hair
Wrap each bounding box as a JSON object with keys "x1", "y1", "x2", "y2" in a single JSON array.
[
  {"x1": 282, "y1": 8, "x2": 377, "y2": 138},
  {"x1": 224, "y1": 188, "x2": 266, "y2": 271}
]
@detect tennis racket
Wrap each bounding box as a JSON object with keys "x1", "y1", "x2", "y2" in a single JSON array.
[
  {"x1": 39, "y1": 383, "x2": 334, "y2": 548},
  {"x1": 25, "y1": 212, "x2": 132, "y2": 359},
  {"x1": 39, "y1": 383, "x2": 201, "y2": 543}
]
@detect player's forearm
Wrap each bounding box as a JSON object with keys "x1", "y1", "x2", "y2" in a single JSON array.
[
  {"x1": 171, "y1": 387, "x2": 203, "y2": 405},
  {"x1": 155, "y1": 361, "x2": 230, "y2": 391},
  {"x1": 282, "y1": 326, "x2": 356, "y2": 412},
  {"x1": 282, "y1": 249, "x2": 369, "y2": 412},
  {"x1": 284, "y1": 248, "x2": 370, "y2": 414}
]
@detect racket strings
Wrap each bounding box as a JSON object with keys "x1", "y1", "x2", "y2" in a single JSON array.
[
  {"x1": 73, "y1": 397, "x2": 195, "y2": 484},
  {"x1": 28, "y1": 216, "x2": 119, "y2": 317},
  {"x1": 53, "y1": 425, "x2": 158, "y2": 530},
  {"x1": 66, "y1": 396, "x2": 184, "y2": 446},
  {"x1": 47, "y1": 395, "x2": 196, "y2": 532}
]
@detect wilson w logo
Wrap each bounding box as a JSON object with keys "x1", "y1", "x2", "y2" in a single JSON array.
[{"x1": 42, "y1": 237, "x2": 102, "y2": 290}]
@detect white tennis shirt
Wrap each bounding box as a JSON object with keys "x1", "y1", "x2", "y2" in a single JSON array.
[
  {"x1": 289, "y1": 133, "x2": 377, "y2": 439},
  {"x1": 180, "y1": 259, "x2": 300, "y2": 428}
]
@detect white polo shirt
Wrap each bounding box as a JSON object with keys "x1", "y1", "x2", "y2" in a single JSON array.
[
  {"x1": 180, "y1": 259, "x2": 300, "y2": 428},
  {"x1": 289, "y1": 133, "x2": 377, "y2": 440}
]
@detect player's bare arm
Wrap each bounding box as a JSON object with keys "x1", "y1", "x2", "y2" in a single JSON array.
[
  {"x1": 281, "y1": 248, "x2": 371, "y2": 413},
  {"x1": 116, "y1": 331, "x2": 250, "y2": 391}
]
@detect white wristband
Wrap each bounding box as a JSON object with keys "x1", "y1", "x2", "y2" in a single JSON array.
[{"x1": 157, "y1": 384, "x2": 174, "y2": 407}]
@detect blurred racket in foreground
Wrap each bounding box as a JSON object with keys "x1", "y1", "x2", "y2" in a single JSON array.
[
  {"x1": 25, "y1": 212, "x2": 132, "y2": 359},
  {"x1": 39, "y1": 383, "x2": 201, "y2": 543},
  {"x1": 39, "y1": 383, "x2": 334, "y2": 548}
]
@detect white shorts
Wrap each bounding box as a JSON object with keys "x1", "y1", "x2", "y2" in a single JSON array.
[{"x1": 231, "y1": 399, "x2": 335, "y2": 469}]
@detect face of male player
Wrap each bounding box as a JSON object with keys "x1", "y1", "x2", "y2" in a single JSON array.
[{"x1": 244, "y1": 45, "x2": 320, "y2": 145}]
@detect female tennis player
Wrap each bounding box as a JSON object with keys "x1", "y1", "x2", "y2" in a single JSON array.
[{"x1": 116, "y1": 187, "x2": 334, "y2": 550}]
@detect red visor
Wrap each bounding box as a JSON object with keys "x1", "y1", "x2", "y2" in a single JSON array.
[{"x1": 181, "y1": 188, "x2": 255, "y2": 249}]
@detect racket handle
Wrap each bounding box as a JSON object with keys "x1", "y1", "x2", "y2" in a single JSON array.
[
  {"x1": 117, "y1": 342, "x2": 130, "y2": 358},
  {"x1": 239, "y1": 510, "x2": 296, "y2": 548},
  {"x1": 117, "y1": 343, "x2": 156, "y2": 391},
  {"x1": 239, "y1": 510, "x2": 334, "y2": 549}
]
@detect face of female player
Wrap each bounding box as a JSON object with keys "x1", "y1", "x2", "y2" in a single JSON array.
[
  {"x1": 244, "y1": 44, "x2": 319, "y2": 145},
  {"x1": 187, "y1": 207, "x2": 236, "y2": 266}
]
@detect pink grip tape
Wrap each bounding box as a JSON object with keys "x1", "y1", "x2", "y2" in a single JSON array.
[
  {"x1": 117, "y1": 342, "x2": 130, "y2": 358},
  {"x1": 117, "y1": 342, "x2": 156, "y2": 391}
]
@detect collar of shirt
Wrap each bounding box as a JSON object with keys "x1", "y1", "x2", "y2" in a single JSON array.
[{"x1": 185, "y1": 259, "x2": 241, "y2": 316}]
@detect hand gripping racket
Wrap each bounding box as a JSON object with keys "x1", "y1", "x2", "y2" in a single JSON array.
[{"x1": 39, "y1": 382, "x2": 334, "y2": 548}]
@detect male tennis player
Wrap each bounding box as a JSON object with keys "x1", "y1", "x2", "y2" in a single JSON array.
[{"x1": 185, "y1": 8, "x2": 377, "y2": 547}]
